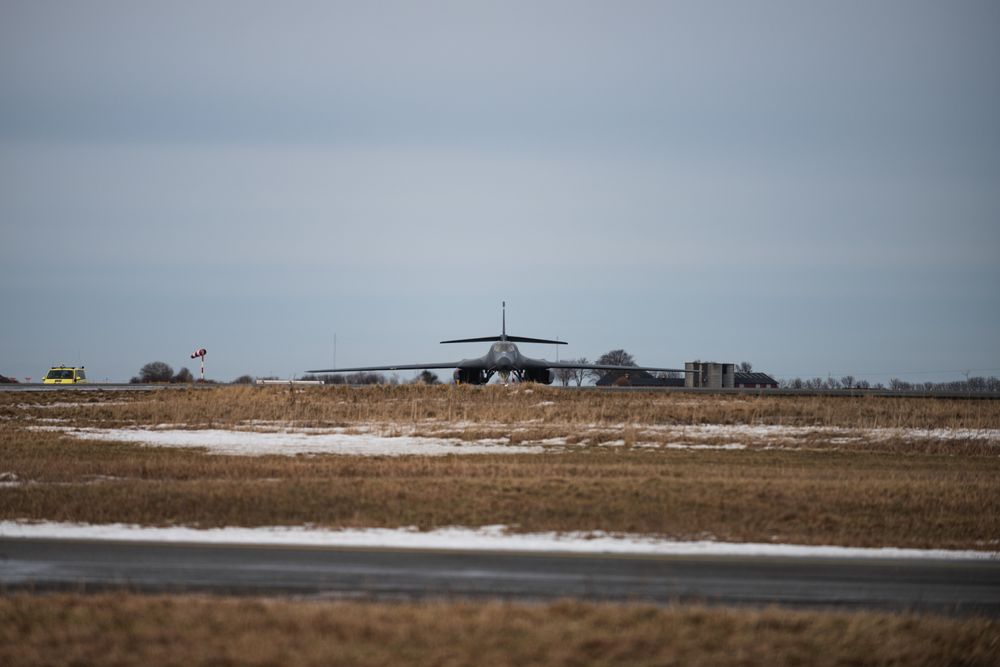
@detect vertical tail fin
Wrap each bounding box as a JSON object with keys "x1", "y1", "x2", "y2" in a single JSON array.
[{"x1": 438, "y1": 300, "x2": 566, "y2": 345}]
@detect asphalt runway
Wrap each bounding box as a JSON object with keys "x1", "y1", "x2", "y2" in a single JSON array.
[{"x1": 2, "y1": 538, "x2": 998, "y2": 615}]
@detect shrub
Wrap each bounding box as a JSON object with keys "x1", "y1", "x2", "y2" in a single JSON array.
[{"x1": 172, "y1": 367, "x2": 194, "y2": 383}]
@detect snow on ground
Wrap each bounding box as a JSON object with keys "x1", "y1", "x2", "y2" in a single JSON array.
[
  {"x1": 1, "y1": 521, "x2": 994, "y2": 560},
  {"x1": 638, "y1": 423, "x2": 1000, "y2": 442},
  {"x1": 0, "y1": 472, "x2": 21, "y2": 488},
  {"x1": 663, "y1": 443, "x2": 747, "y2": 450},
  {"x1": 408, "y1": 421, "x2": 1000, "y2": 444},
  {"x1": 43, "y1": 426, "x2": 547, "y2": 456},
  {"x1": 31, "y1": 421, "x2": 1000, "y2": 457},
  {"x1": 15, "y1": 401, "x2": 128, "y2": 409}
]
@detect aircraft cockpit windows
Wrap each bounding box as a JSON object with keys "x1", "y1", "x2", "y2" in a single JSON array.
[{"x1": 494, "y1": 343, "x2": 515, "y2": 353}]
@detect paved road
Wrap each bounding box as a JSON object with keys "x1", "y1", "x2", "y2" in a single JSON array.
[{"x1": 2, "y1": 538, "x2": 998, "y2": 615}]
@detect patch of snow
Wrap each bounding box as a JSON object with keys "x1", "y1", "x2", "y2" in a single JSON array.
[
  {"x1": 0, "y1": 472, "x2": 21, "y2": 488},
  {"x1": 0, "y1": 521, "x2": 994, "y2": 561},
  {"x1": 29, "y1": 422, "x2": 999, "y2": 457},
  {"x1": 893, "y1": 427, "x2": 1000, "y2": 441},
  {"x1": 243, "y1": 420, "x2": 1000, "y2": 444},
  {"x1": 637, "y1": 423, "x2": 1000, "y2": 444},
  {"x1": 0, "y1": 473, "x2": 132, "y2": 488},
  {"x1": 45, "y1": 426, "x2": 548, "y2": 457},
  {"x1": 15, "y1": 401, "x2": 128, "y2": 409},
  {"x1": 664, "y1": 443, "x2": 747, "y2": 450}
]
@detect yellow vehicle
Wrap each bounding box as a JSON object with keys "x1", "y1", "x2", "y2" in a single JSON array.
[{"x1": 42, "y1": 366, "x2": 87, "y2": 384}]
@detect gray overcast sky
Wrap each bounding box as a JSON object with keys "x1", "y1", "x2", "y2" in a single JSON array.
[{"x1": 1, "y1": 1, "x2": 998, "y2": 383}]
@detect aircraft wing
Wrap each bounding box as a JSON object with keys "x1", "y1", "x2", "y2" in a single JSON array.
[
  {"x1": 307, "y1": 361, "x2": 471, "y2": 374},
  {"x1": 441, "y1": 335, "x2": 567, "y2": 345},
  {"x1": 541, "y1": 362, "x2": 694, "y2": 374}
]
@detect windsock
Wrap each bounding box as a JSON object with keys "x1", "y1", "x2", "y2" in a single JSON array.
[{"x1": 190, "y1": 348, "x2": 207, "y2": 359}]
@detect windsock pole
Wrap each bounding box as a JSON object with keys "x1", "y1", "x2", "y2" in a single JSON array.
[{"x1": 190, "y1": 348, "x2": 207, "y2": 383}]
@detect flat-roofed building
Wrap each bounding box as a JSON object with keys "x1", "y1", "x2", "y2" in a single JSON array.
[{"x1": 685, "y1": 362, "x2": 735, "y2": 388}]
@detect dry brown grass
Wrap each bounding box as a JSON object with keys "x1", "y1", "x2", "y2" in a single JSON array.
[
  {"x1": 1, "y1": 593, "x2": 997, "y2": 667},
  {"x1": 4, "y1": 387, "x2": 999, "y2": 548},
  {"x1": 4, "y1": 384, "x2": 999, "y2": 431},
  {"x1": 3, "y1": 427, "x2": 999, "y2": 548}
]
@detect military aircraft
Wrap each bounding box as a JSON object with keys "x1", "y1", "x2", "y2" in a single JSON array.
[{"x1": 308, "y1": 302, "x2": 693, "y2": 385}]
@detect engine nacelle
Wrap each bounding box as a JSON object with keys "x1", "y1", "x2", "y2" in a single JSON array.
[
  {"x1": 454, "y1": 368, "x2": 487, "y2": 385},
  {"x1": 523, "y1": 368, "x2": 554, "y2": 385}
]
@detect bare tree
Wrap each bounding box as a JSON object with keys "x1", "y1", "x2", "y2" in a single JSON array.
[
  {"x1": 807, "y1": 377, "x2": 826, "y2": 389},
  {"x1": 549, "y1": 359, "x2": 591, "y2": 386},
  {"x1": 344, "y1": 372, "x2": 387, "y2": 385},
  {"x1": 570, "y1": 359, "x2": 590, "y2": 386},
  {"x1": 598, "y1": 349, "x2": 635, "y2": 366},
  {"x1": 889, "y1": 378, "x2": 910, "y2": 391},
  {"x1": 553, "y1": 366, "x2": 574, "y2": 387},
  {"x1": 231, "y1": 375, "x2": 255, "y2": 385},
  {"x1": 840, "y1": 375, "x2": 855, "y2": 389},
  {"x1": 592, "y1": 349, "x2": 636, "y2": 383},
  {"x1": 737, "y1": 361, "x2": 753, "y2": 373},
  {"x1": 136, "y1": 361, "x2": 173, "y2": 383}
]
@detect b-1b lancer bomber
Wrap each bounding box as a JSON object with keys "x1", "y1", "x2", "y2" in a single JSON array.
[{"x1": 308, "y1": 302, "x2": 694, "y2": 385}]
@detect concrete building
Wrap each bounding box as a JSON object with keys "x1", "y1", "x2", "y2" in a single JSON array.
[{"x1": 685, "y1": 362, "x2": 735, "y2": 389}]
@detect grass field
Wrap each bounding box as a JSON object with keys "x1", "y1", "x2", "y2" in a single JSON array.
[
  {"x1": 4, "y1": 386, "x2": 1000, "y2": 664},
  {"x1": 2, "y1": 386, "x2": 999, "y2": 548},
  {"x1": 6, "y1": 384, "x2": 1000, "y2": 432},
  {"x1": 2, "y1": 594, "x2": 997, "y2": 667}
]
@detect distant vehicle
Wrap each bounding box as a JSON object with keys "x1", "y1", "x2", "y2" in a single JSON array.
[{"x1": 42, "y1": 366, "x2": 87, "y2": 384}]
